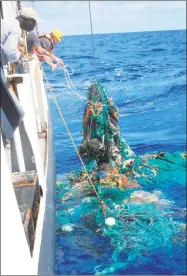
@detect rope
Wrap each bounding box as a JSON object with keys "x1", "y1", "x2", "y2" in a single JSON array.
[
  {"x1": 32, "y1": 54, "x2": 108, "y2": 107},
  {"x1": 32, "y1": 1, "x2": 39, "y2": 35},
  {"x1": 58, "y1": 64, "x2": 109, "y2": 107},
  {"x1": 88, "y1": 1, "x2": 96, "y2": 65},
  {"x1": 22, "y1": 30, "x2": 28, "y2": 55},
  {"x1": 39, "y1": 63, "x2": 169, "y2": 240},
  {"x1": 32, "y1": 53, "x2": 108, "y2": 107},
  {"x1": 63, "y1": 66, "x2": 96, "y2": 105},
  {"x1": 63, "y1": 65, "x2": 74, "y2": 75},
  {"x1": 88, "y1": 1, "x2": 97, "y2": 80},
  {"x1": 119, "y1": 205, "x2": 166, "y2": 241},
  {"x1": 134, "y1": 217, "x2": 166, "y2": 242},
  {"x1": 40, "y1": 63, "x2": 107, "y2": 211}
]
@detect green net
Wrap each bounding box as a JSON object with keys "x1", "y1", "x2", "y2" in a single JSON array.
[
  {"x1": 56, "y1": 81, "x2": 186, "y2": 275},
  {"x1": 79, "y1": 81, "x2": 186, "y2": 187}
]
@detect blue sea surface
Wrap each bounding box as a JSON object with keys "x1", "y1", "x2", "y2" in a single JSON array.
[{"x1": 44, "y1": 30, "x2": 186, "y2": 275}]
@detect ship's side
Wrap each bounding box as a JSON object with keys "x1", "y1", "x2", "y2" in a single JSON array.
[{"x1": 1, "y1": 1, "x2": 56, "y2": 275}]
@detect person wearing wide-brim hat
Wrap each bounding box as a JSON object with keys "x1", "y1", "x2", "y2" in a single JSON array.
[{"x1": 1, "y1": 7, "x2": 41, "y2": 74}]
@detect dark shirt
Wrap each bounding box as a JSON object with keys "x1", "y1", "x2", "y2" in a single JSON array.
[
  {"x1": 27, "y1": 32, "x2": 40, "y2": 53},
  {"x1": 39, "y1": 36, "x2": 54, "y2": 52}
]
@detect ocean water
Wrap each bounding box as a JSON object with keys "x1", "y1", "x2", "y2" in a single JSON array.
[{"x1": 44, "y1": 30, "x2": 186, "y2": 275}]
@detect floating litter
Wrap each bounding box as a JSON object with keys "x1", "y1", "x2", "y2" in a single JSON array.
[
  {"x1": 61, "y1": 224, "x2": 74, "y2": 232},
  {"x1": 105, "y1": 217, "x2": 116, "y2": 226}
]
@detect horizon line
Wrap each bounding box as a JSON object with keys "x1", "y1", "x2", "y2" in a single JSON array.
[{"x1": 63, "y1": 28, "x2": 186, "y2": 37}]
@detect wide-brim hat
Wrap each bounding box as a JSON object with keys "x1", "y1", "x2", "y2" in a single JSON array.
[{"x1": 20, "y1": 7, "x2": 42, "y2": 23}]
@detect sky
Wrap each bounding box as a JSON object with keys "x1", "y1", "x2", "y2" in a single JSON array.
[{"x1": 23, "y1": 1, "x2": 186, "y2": 36}]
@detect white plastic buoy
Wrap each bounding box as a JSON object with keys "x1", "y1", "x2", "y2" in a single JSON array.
[
  {"x1": 61, "y1": 224, "x2": 74, "y2": 232},
  {"x1": 105, "y1": 217, "x2": 116, "y2": 226}
]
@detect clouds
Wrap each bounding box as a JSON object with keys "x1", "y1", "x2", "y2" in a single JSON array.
[{"x1": 23, "y1": 1, "x2": 186, "y2": 35}]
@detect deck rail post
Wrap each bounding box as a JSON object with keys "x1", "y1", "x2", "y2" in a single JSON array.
[{"x1": 12, "y1": 126, "x2": 26, "y2": 172}]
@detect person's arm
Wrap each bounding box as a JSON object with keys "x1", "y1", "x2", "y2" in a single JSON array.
[
  {"x1": 2, "y1": 22, "x2": 22, "y2": 63},
  {"x1": 33, "y1": 45, "x2": 57, "y2": 71},
  {"x1": 43, "y1": 56, "x2": 57, "y2": 71},
  {"x1": 38, "y1": 47, "x2": 64, "y2": 66}
]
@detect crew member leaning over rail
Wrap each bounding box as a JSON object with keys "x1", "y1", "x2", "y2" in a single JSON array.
[
  {"x1": 1, "y1": 7, "x2": 41, "y2": 77},
  {"x1": 27, "y1": 29, "x2": 64, "y2": 71},
  {"x1": 38, "y1": 29, "x2": 63, "y2": 56}
]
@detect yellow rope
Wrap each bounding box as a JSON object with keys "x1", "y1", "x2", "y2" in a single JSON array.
[{"x1": 40, "y1": 64, "x2": 106, "y2": 208}]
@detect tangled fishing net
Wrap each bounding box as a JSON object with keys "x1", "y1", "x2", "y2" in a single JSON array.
[{"x1": 56, "y1": 81, "x2": 186, "y2": 274}]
